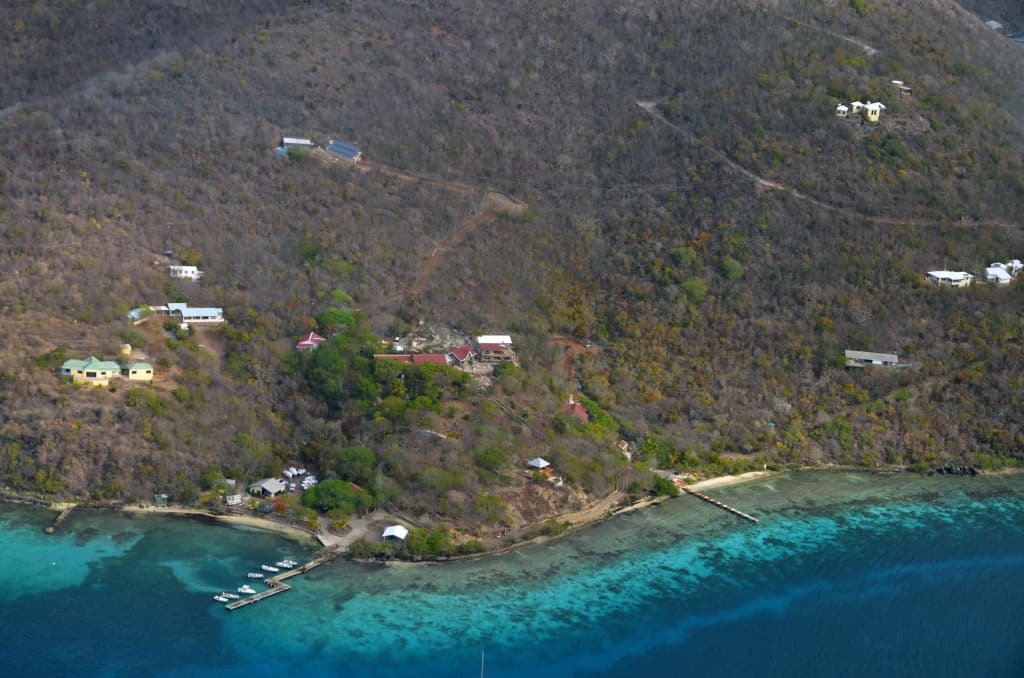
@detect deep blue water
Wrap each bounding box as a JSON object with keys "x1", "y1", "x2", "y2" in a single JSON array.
[{"x1": 1, "y1": 472, "x2": 1022, "y2": 677}]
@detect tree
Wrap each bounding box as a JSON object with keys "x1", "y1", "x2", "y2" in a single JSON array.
[
  {"x1": 333, "y1": 446, "x2": 377, "y2": 487},
  {"x1": 301, "y1": 479, "x2": 374, "y2": 514}
]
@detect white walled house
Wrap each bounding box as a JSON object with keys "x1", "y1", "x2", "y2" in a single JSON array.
[
  {"x1": 168, "y1": 265, "x2": 203, "y2": 281},
  {"x1": 926, "y1": 270, "x2": 974, "y2": 288}
]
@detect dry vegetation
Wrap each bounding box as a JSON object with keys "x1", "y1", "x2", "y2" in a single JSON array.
[{"x1": 1, "y1": 0, "x2": 1023, "y2": 539}]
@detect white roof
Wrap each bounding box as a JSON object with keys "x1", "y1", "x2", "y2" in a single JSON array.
[
  {"x1": 836, "y1": 104, "x2": 848, "y2": 110},
  {"x1": 850, "y1": 101, "x2": 865, "y2": 107},
  {"x1": 891, "y1": 80, "x2": 904, "y2": 85},
  {"x1": 927, "y1": 270, "x2": 973, "y2": 281},
  {"x1": 282, "y1": 137, "x2": 314, "y2": 145},
  {"x1": 866, "y1": 102, "x2": 886, "y2": 110},
  {"x1": 985, "y1": 267, "x2": 1012, "y2": 281},
  {"x1": 252, "y1": 478, "x2": 286, "y2": 494},
  {"x1": 527, "y1": 457, "x2": 550, "y2": 469},
  {"x1": 382, "y1": 525, "x2": 409, "y2": 540},
  {"x1": 477, "y1": 335, "x2": 512, "y2": 345}
]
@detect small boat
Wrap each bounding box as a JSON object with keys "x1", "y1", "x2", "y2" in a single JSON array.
[
  {"x1": 275, "y1": 560, "x2": 297, "y2": 568},
  {"x1": 221, "y1": 592, "x2": 240, "y2": 600},
  {"x1": 247, "y1": 572, "x2": 264, "y2": 579},
  {"x1": 237, "y1": 585, "x2": 256, "y2": 594},
  {"x1": 212, "y1": 595, "x2": 229, "y2": 603},
  {"x1": 261, "y1": 564, "x2": 280, "y2": 573}
]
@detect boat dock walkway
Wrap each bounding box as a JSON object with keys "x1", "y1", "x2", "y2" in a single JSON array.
[
  {"x1": 45, "y1": 505, "x2": 77, "y2": 533},
  {"x1": 682, "y1": 487, "x2": 759, "y2": 523},
  {"x1": 225, "y1": 549, "x2": 343, "y2": 611}
]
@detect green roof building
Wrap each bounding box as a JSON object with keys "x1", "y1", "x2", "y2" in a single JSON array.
[{"x1": 60, "y1": 356, "x2": 122, "y2": 386}]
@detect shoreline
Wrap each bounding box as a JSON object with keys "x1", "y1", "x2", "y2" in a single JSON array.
[
  {"x1": 119, "y1": 505, "x2": 319, "y2": 544},
  {"x1": 7, "y1": 466, "x2": 1018, "y2": 562}
]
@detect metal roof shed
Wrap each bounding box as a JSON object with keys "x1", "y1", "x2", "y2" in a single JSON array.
[
  {"x1": 382, "y1": 525, "x2": 409, "y2": 540},
  {"x1": 527, "y1": 457, "x2": 551, "y2": 469},
  {"x1": 327, "y1": 139, "x2": 362, "y2": 162}
]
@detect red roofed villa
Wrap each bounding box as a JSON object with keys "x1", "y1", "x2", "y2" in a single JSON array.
[
  {"x1": 564, "y1": 398, "x2": 589, "y2": 422},
  {"x1": 296, "y1": 332, "x2": 327, "y2": 350}
]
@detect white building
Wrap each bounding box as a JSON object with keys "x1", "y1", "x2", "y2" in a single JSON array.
[
  {"x1": 476, "y1": 334, "x2": 513, "y2": 346},
  {"x1": 926, "y1": 270, "x2": 974, "y2": 288},
  {"x1": 382, "y1": 525, "x2": 409, "y2": 541},
  {"x1": 167, "y1": 302, "x2": 224, "y2": 324},
  {"x1": 281, "y1": 137, "x2": 315, "y2": 148},
  {"x1": 168, "y1": 265, "x2": 203, "y2": 281},
  {"x1": 985, "y1": 266, "x2": 1013, "y2": 284},
  {"x1": 845, "y1": 350, "x2": 899, "y2": 367},
  {"x1": 835, "y1": 104, "x2": 849, "y2": 118}
]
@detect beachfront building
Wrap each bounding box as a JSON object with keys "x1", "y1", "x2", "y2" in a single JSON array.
[
  {"x1": 382, "y1": 525, "x2": 409, "y2": 541},
  {"x1": 926, "y1": 270, "x2": 974, "y2": 288},
  {"x1": 60, "y1": 356, "x2": 122, "y2": 386},
  {"x1": 249, "y1": 478, "x2": 286, "y2": 497}
]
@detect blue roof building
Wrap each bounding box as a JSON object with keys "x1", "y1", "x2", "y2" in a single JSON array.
[{"x1": 326, "y1": 138, "x2": 362, "y2": 163}]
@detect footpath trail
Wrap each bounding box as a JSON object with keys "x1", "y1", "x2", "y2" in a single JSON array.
[
  {"x1": 636, "y1": 102, "x2": 1020, "y2": 231},
  {"x1": 351, "y1": 159, "x2": 527, "y2": 308}
]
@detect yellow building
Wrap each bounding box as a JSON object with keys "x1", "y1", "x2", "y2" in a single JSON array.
[
  {"x1": 121, "y1": 362, "x2": 154, "y2": 382},
  {"x1": 60, "y1": 356, "x2": 122, "y2": 386}
]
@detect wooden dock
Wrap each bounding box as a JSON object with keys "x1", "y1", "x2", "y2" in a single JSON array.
[
  {"x1": 682, "y1": 487, "x2": 759, "y2": 523},
  {"x1": 45, "y1": 505, "x2": 77, "y2": 533},
  {"x1": 224, "y1": 549, "x2": 343, "y2": 611}
]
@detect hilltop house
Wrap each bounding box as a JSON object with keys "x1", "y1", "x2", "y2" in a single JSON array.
[
  {"x1": 121, "y1": 362, "x2": 154, "y2": 382},
  {"x1": 326, "y1": 138, "x2": 362, "y2": 163},
  {"x1": 926, "y1": 270, "x2": 974, "y2": 288},
  {"x1": 985, "y1": 266, "x2": 1012, "y2": 284},
  {"x1": 296, "y1": 331, "x2": 327, "y2": 350},
  {"x1": 890, "y1": 80, "x2": 913, "y2": 99},
  {"x1": 835, "y1": 103, "x2": 849, "y2": 118},
  {"x1": 845, "y1": 350, "x2": 899, "y2": 367},
  {"x1": 168, "y1": 265, "x2": 203, "y2": 281},
  {"x1": 60, "y1": 356, "x2": 122, "y2": 386}
]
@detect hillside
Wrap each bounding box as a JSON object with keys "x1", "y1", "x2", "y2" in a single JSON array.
[{"x1": 1, "y1": 0, "x2": 1023, "y2": 541}]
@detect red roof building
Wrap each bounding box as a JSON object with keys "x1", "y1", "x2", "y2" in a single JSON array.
[
  {"x1": 374, "y1": 354, "x2": 413, "y2": 362},
  {"x1": 411, "y1": 353, "x2": 451, "y2": 365},
  {"x1": 296, "y1": 332, "x2": 327, "y2": 350},
  {"x1": 447, "y1": 344, "x2": 477, "y2": 364},
  {"x1": 564, "y1": 400, "x2": 588, "y2": 422}
]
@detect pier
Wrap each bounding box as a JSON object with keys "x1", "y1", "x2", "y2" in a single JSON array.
[
  {"x1": 682, "y1": 487, "x2": 759, "y2": 523},
  {"x1": 225, "y1": 549, "x2": 343, "y2": 611},
  {"x1": 45, "y1": 505, "x2": 77, "y2": 533}
]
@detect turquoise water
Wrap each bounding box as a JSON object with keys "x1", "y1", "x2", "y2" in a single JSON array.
[{"x1": 2, "y1": 472, "x2": 1023, "y2": 676}]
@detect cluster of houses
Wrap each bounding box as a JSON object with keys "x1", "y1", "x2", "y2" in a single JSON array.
[
  {"x1": 835, "y1": 80, "x2": 911, "y2": 123},
  {"x1": 277, "y1": 135, "x2": 363, "y2": 164},
  {"x1": 372, "y1": 334, "x2": 517, "y2": 367},
  {"x1": 926, "y1": 260, "x2": 1022, "y2": 288},
  {"x1": 60, "y1": 356, "x2": 154, "y2": 386},
  {"x1": 293, "y1": 330, "x2": 520, "y2": 368}
]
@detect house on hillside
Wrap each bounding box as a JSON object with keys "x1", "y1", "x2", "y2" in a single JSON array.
[
  {"x1": 281, "y1": 137, "x2": 315, "y2": 149},
  {"x1": 60, "y1": 356, "x2": 122, "y2": 386},
  {"x1": 296, "y1": 331, "x2": 327, "y2": 350},
  {"x1": 835, "y1": 103, "x2": 849, "y2": 118},
  {"x1": 865, "y1": 102, "x2": 886, "y2": 122},
  {"x1": 168, "y1": 265, "x2": 203, "y2": 281},
  {"x1": 447, "y1": 345, "x2": 477, "y2": 366},
  {"x1": 326, "y1": 138, "x2": 362, "y2": 163},
  {"x1": 476, "y1": 335, "x2": 516, "y2": 363},
  {"x1": 167, "y1": 302, "x2": 224, "y2": 325},
  {"x1": 890, "y1": 80, "x2": 913, "y2": 99},
  {"x1": 985, "y1": 266, "x2": 1013, "y2": 284},
  {"x1": 528, "y1": 457, "x2": 550, "y2": 470},
  {"x1": 845, "y1": 350, "x2": 899, "y2": 368},
  {"x1": 926, "y1": 270, "x2": 974, "y2": 287},
  {"x1": 564, "y1": 398, "x2": 589, "y2": 422},
  {"x1": 850, "y1": 101, "x2": 866, "y2": 115},
  {"x1": 121, "y1": 362, "x2": 154, "y2": 382},
  {"x1": 373, "y1": 353, "x2": 452, "y2": 365}
]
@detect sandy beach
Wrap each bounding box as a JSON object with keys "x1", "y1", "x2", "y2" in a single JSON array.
[
  {"x1": 688, "y1": 471, "x2": 772, "y2": 491},
  {"x1": 121, "y1": 505, "x2": 318, "y2": 543}
]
